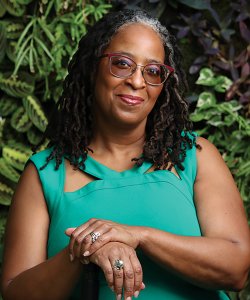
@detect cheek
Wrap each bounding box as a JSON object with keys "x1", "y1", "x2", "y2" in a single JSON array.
[
  {"x1": 149, "y1": 86, "x2": 164, "y2": 102},
  {"x1": 95, "y1": 69, "x2": 120, "y2": 98},
  {"x1": 94, "y1": 75, "x2": 111, "y2": 101}
]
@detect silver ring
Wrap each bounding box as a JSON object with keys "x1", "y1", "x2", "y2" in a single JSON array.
[
  {"x1": 90, "y1": 231, "x2": 101, "y2": 244},
  {"x1": 113, "y1": 259, "x2": 124, "y2": 270}
]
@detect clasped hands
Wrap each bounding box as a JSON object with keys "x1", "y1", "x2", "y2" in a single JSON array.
[{"x1": 65, "y1": 218, "x2": 145, "y2": 299}]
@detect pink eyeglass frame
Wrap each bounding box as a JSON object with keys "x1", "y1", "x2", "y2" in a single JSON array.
[{"x1": 99, "y1": 53, "x2": 175, "y2": 85}]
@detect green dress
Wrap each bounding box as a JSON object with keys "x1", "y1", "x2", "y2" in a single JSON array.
[{"x1": 28, "y1": 141, "x2": 229, "y2": 300}]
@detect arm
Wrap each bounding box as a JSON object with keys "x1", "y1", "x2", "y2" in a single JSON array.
[
  {"x1": 68, "y1": 137, "x2": 250, "y2": 291},
  {"x1": 136, "y1": 137, "x2": 250, "y2": 290},
  {"x1": 1, "y1": 162, "x2": 82, "y2": 300}
]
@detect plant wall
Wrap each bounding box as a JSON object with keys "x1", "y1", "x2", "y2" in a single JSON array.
[
  {"x1": 0, "y1": 0, "x2": 112, "y2": 289},
  {"x1": 0, "y1": 0, "x2": 249, "y2": 299}
]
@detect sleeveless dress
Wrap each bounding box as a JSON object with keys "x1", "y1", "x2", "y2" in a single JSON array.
[{"x1": 28, "y1": 141, "x2": 230, "y2": 300}]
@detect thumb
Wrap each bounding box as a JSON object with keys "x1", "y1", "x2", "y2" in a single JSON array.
[{"x1": 65, "y1": 227, "x2": 76, "y2": 236}]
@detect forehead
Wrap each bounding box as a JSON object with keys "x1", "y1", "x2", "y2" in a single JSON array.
[{"x1": 106, "y1": 23, "x2": 165, "y2": 62}]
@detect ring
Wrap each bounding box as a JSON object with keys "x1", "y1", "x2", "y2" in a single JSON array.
[
  {"x1": 90, "y1": 231, "x2": 101, "y2": 244},
  {"x1": 113, "y1": 259, "x2": 124, "y2": 270}
]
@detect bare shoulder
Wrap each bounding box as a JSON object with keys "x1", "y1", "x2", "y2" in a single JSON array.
[
  {"x1": 195, "y1": 136, "x2": 232, "y2": 182},
  {"x1": 13, "y1": 161, "x2": 46, "y2": 204},
  {"x1": 196, "y1": 136, "x2": 224, "y2": 160},
  {"x1": 195, "y1": 137, "x2": 240, "y2": 202},
  {"x1": 194, "y1": 136, "x2": 250, "y2": 245},
  {"x1": 7, "y1": 160, "x2": 49, "y2": 236}
]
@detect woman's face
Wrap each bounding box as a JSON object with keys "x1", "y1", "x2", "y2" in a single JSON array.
[{"x1": 93, "y1": 23, "x2": 165, "y2": 128}]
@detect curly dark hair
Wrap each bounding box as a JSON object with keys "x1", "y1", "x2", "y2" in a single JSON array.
[{"x1": 38, "y1": 8, "x2": 198, "y2": 171}]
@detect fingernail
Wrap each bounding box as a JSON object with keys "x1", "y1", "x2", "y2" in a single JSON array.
[
  {"x1": 83, "y1": 251, "x2": 90, "y2": 256},
  {"x1": 69, "y1": 254, "x2": 74, "y2": 262},
  {"x1": 116, "y1": 294, "x2": 122, "y2": 300},
  {"x1": 134, "y1": 290, "x2": 139, "y2": 298},
  {"x1": 126, "y1": 297, "x2": 132, "y2": 300}
]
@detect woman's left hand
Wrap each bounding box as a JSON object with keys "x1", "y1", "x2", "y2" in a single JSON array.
[{"x1": 65, "y1": 218, "x2": 141, "y2": 260}]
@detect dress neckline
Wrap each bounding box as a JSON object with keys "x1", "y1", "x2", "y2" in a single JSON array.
[{"x1": 81, "y1": 155, "x2": 153, "y2": 180}]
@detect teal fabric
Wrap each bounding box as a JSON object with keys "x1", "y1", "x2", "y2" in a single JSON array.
[{"x1": 28, "y1": 140, "x2": 229, "y2": 300}]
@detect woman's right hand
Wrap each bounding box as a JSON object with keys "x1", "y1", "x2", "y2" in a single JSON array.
[{"x1": 84, "y1": 241, "x2": 145, "y2": 300}]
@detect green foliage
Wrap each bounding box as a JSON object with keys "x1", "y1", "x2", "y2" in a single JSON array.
[
  {"x1": 2, "y1": 143, "x2": 32, "y2": 171},
  {"x1": 11, "y1": 106, "x2": 32, "y2": 132},
  {"x1": 22, "y1": 96, "x2": 48, "y2": 132},
  {"x1": 0, "y1": 1, "x2": 249, "y2": 298},
  {"x1": 191, "y1": 68, "x2": 250, "y2": 218},
  {"x1": 0, "y1": 158, "x2": 20, "y2": 183},
  {"x1": 0, "y1": 72, "x2": 35, "y2": 98},
  {"x1": 0, "y1": 96, "x2": 19, "y2": 117},
  {"x1": 0, "y1": 182, "x2": 13, "y2": 205},
  {"x1": 0, "y1": 0, "x2": 112, "y2": 267},
  {"x1": 195, "y1": 68, "x2": 233, "y2": 93}
]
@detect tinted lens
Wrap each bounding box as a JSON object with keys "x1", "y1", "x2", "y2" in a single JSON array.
[
  {"x1": 110, "y1": 56, "x2": 135, "y2": 77},
  {"x1": 144, "y1": 64, "x2": 168, "y2": 85}
]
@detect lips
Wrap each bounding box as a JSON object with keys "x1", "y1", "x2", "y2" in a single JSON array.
[{"x1": 118, "y1": 94, "x2": 144, "y2": 105}]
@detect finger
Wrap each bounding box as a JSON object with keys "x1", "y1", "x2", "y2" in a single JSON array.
[
  {"x1": 73, "y1": 231, "x2": 93, "y2": 259},
  {"x1": 83, "y1": 227, "x2": 112, "y2": 257},
  {"x1": 68, "y1": 227, "x2": 86, "y2": 260},
  {"x1": 65, "y1": 227, "x2": 76, "y2": 236},
  {"x1": 81, "y1": 225, "x2": 105, "y2": 247},
  {"x1": 74, "y1": 229, "x2": 102, "y2": 260},
  {"x1": 68, "y1": 222, "x2": 94, "y2": 260},
  {"x1": 141, "y1": 282, "x2": 146, "y2": 290},
  {"x1": 110, "y1": 258, "x2": 124, "y2": 299},
  {"x1": 90, "y1": 255, "x2": 114, "y2": 293},
  {"x1": 121, "y1": 256, "x2": 135, "y2": 300},
  {"x1": 130, "y1": 253, "x2": 143, "y2": 298},
  {"x1": 67, "y1": 228, "x2": 93, "y2": 259}
]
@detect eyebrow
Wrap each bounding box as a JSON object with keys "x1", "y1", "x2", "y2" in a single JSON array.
[{"x1": 111, "y1": 51, "x2": 163, "y2": 64}]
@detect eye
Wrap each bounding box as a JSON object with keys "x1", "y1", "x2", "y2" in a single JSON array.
[
  {"x1": 145, "y1": 65, "x2": 161, "y2": 77},
  {"x1": 111, "y1": 56, "x2": 133, "y2": 69}
]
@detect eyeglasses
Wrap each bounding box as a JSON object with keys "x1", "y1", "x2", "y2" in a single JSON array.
[{"x1": 99, "y1": 53, "x2": 174, "y2": 86}]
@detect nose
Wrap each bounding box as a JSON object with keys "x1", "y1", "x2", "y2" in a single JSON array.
[{"x1": 125, "y1": 66, "x2": 146, "y2": 89}]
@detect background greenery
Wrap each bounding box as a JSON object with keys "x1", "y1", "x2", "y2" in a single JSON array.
[{"x1": 0, "y1": 0, "x2": 249, "y2": 299}]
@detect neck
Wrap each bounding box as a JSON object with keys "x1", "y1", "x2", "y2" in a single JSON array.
[{"x1": 89, "y1": 123, "x2": 146, "y2": 159}]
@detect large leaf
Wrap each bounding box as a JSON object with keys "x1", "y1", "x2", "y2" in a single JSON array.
[
  {"x1": 0, "y1": 158, "x2": 20, "y2": 183},
  {"x1": 26, "y1": 126, "x2": 43, "y2": 145},
  {"x1": 2, "y1": 144, "x2": 32, "y2": 171},
  {"x1": 0, "y1": 182, "x2": 14, "y2": 206},
  {"x1": 1, "y1": 0, "x2": 26, "y2": 17},
  {"x1": 0, "y1": 21, "x2": 24, "y2": 39},
  {"x1": 214, "y1": 76, "x2": 232, "y2": 93},
  {"x1": 0, "y1": 72, "x2": 34, "y2": 98},
  {"x1": 22, "y1": 95, "x2": 48, "y2": 132},
  {"x1": 195, "y1": 68, "x2": 217, "y2": 86},
  {"x1": 0, "y1": 95, "x2": 19, "y2": 116},
  {"x1": 196, "y1": 68, "x2": 233, "y2": 92},
  {"x1": 196, "y1": 92, "x2": 216, "y2": 108},
  {"x1": 10, "y1": 106, "x2": 32, "y2": 132}
]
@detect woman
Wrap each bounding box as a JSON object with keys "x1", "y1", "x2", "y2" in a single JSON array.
[{"x1": 1, "y1": 8, "x2": 250, "y2": 300}]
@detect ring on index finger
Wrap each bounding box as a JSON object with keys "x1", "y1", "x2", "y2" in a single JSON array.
[
  {"x1": 90, "y1": 231, "x2": 101, "y2": 244},
  {"x1": 113, "y1": 259, "x2": 124, "y2": 271}
]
